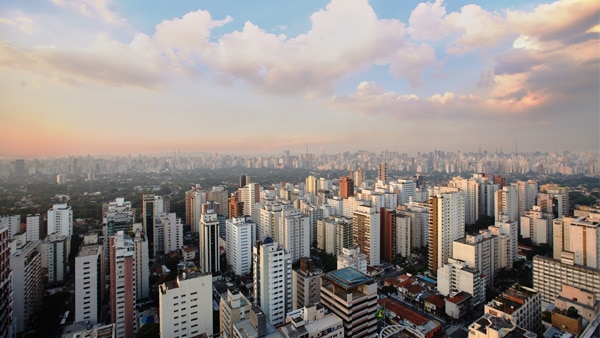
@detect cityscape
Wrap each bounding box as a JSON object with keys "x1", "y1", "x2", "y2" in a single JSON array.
[{"x1": 1, "y1": 0, "x2": 599, "y2": 338}]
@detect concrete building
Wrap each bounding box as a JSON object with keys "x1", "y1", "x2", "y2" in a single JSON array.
[
  {"x1": 199, "y1": 210, "x2": 221, "y2": 274},
  {"x1": 253, "y1": 240, "x2": 292, "y2": 326},
  {"x1": 159, "y1": 271, "x2": 213, "y2": 338},
  {"x1": 226, "y1": 216, "x2": 256, "y2": 276},
  {"x1": 553, "y1": 215, "x2": 600, "y2": 269},
  {"x1": 539, "y1": 184, "x2": 569, "y2": 218},
  {"x1": 449, "y1": 176, "x2": 480, "y2": 225},
  {"x1": 40, "y1": 234, "x2": 69, "y2": 283},
  {"x1": 278, "y1": 303, "x2": 344, "y2": 338},
  {"x1": 520, "y1": 206, "x2": 554, "y2": 245},
  {"x1": 390, "y1": 179, "x2": 416, "y2": 206},
  {"x1": 142, "y1": 194, "x2": 168, "y2": 258},
  {"x1": 495, "y1": 186, "x2": 519, "y2": 224},
  {"x1": 47, "y1": 203, "x2": 73, "y2": 239},
  {"x1": 305, "y1": 175, "x2": 319, "y2": 196},
  {"x1": 453, "y1": 231, "x2": 498, "y2": 286},
  {"x1": 320, "y1": 268, "x2": 377, "y2": 338},
  {"x1": 0, "y1": 222, "x2": 14, "y2": 338},
  {"x1": 437, "y1": 258, "x2": 486, "y2": 306},
  {"x1": 533, "y1": 255, "x2": 600, "y2": 306},
  {"x1": 380, "y1": 208, "x2": 397, "y2": 263},
  {"x1": 242, "y1": 183, "x2": 261, "y2": 219},
  {"x1": 277, "y1": 207, "x2": 310, "y2": 262},
  {"x1": 484, "y1": 285, "x2": 542, "y2": 334},
  {"x1": 232, "y1": 306, "x2": 283, "y2": 338},
  {"x1": 337, "y1": 247, "x2": 367, "y2": 274},
  {"x1": 316, "y1": 217, "x2": 352, "y2": 255},
  {"x1": 10, "y1": 240, "x2": 42, "y2": 334},
  {"x1": 378, "y1": 162, "x2": 388, "y2": 183},
  {"x1": 209, "y1": 185, "x2": 230, "y2": 218},
  {"x1": 161, "y1": 213, "x2": 183, "y2": 253},
  {"x1": 292, "y1": 258, "x2": 322, "y2": 310},
  {"x1": 220, "y1": 288, "x2": 252, "y2": 338},
  {"x1": 185, "y1": 184, "x2": 207, "y2": 232},
  {"x1": 339, "y1": 176, "x2": 354, "y2": 199},
  {"x1": 0, "y1": 215, "x2": 20, "y2": 239},
  {"x1": 489, "y1": 215, "x2": 518, "y2": 265},
  {"x1": 26, "y1": 214, "x2": 41, "y2": 242},
  {"x1": 75, "y1": 243, "x2": 102, "y2": 324},
  {"x1": 395, "y1": 213, "x2": 411, "y2": 258},
  {"x1": 428, "y1": 190, "x2": 465, "y2": 276},
  {"x1": 110, "y1": 231, "x2": 136, "y2": 338},
  {"x1": 468, "y1": 313, "x2": 537, "y2": 338},
  {"x1": 514, "y1": 180, "x2": 538, "y2": 219},
  {"x1": 353, "y1": 205, "x2": 380, "y2": 267},
  {"x1": 61, "y1": 322, "x2": 115, "y2": 338},
  {"x1": 132, "y1": 230, "x2": 149, "y2": 301}
]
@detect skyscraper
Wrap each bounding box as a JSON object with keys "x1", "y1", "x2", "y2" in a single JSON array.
[
  {"x1": 47, "y1": 203, "x2": 73, "y2": 238},
  {"x1": 0, "y1": 223, "x2": 14, "y2": 337},
  {"x1": 339, "y1": 176, "x2": 354, "y2": 199},
  {"x1": 26, "y1": 214, "x2": 41, "y2": 242},
  {"x1": 380, "y1": 208, "x2": 396, "y2": 263},
  {"x1": 353, "y1": 205, "x2": 380, "y2": 267},
  {"x1": 184, "y1": 184, "x2": 206, "y2": 232},
  {"x1": 377, "y1": 162, "x2": 388, "y2": 182},
  {"x1": 429, "y1": 190, "x2": 465, "y2": 276},
  {"x1": 253, "y1": 239, "x2": 292, "y2": 326},
  {"x1": 494, "y1": 185, "x2": 519, "y2": 223},
  {"x1": 10, "y1": 239, "x2": 42, "y2": 334},
  {"x1": 225, "y1": 216, "x2": 256, "y2": 276},
  {"x1": 110, "y1": 231, "x2": 136, "y2": 338},
  {"x1": 75, "y1": 243, "x2": 102, "y2": 324},
  {"x1": 199, "y1": 210, "x2": 220, "y2": 274}
]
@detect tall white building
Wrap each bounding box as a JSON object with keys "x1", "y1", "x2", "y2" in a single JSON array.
[
  {"x1": 159, "y1": 272, "x2": 213, "y2": 338},
  {"x1": 220, "y1": 288, "x2": 253, "y2": 338},
  {"x1": 489, "y1": 215, "x2": 518, "y2": 265},
  {"x1": 185, "y1": 185, "x2": 207, "y2": 233},
  {"x1": 449, "y1": 176, "x2": 480, "y2": 225},
  {"x1": 495, "y1": 186, "x2": 519, "y2": 223},
  {"x1": 553, "y1": 215, "x2": 600, "y2": 269},
  {"x1": 316, "y1": 217, "x2": 352, "y2": 255},
  {"x1": 26, "y1": 214, "x2": 41, "y2": 242},
  {"x1": 75, "y1": 244, "x2": 102, "y2": 324},
  {"x1": 10, "y1": 239, "x2": 42, "y2": 334},
  {"x1": 199, "y1": 210, "x2": 221, "y2": 274},
  {"x1": 242, "y1": 182, "x2": 260, "y2": 219},
  {"x1": 353, "y1": 205, "x2": 380, "y2": 267},
  {"x1": 226, "y1": 216, "x2": 256, "y2": 276},
  {"x1": 110, "y1": 231, "x2": 137, "y2": 338},
  {"x1": 277, "y1": 208, "x2": 310, "y2": 262},
  {"x1": 437, "y1": 258, "x2": 486, "y2": 306},
  {"x1": 47, "y1": 203, "x2": 73, "y2": 238},
  {"x1": 391, "y1": 179, "x2": 416, "y2": 206},
  {"x1": 453, "y1": 231, "x2": 499, "y2": 286},
  {"x1": 162, "y1": 213, "x2": 183, "y2": 253},
  {"x1": 520, "y1": 206, "x2": 554, "y2": 245},
  {"x1": 514, "y1": 180, "x2": 538, "y2": 218},
  {"x1": 395, "y1": 213, "x2": 411, "y2": 258},
  {"x1": 337, "y1": 247, "x2": 367, "y2": 274},
  {"x1": 0, "y1": 215, "x2": 20, "y2": 239},
  {"x1": 484, "y1": 285, "x2": 542, "y2": 334},
  {"x1": 428, "y1": 190, "x2": 465, "y2": 276},
  {"x1": 133, "y1": 230, "x2": 149, "y2": 301},
  {"x1": 0, "y1": 223, "x2": 14, "y2": 337},
  {"x1": 253, "y1": 240, "x2": 292, "y2": 326}
]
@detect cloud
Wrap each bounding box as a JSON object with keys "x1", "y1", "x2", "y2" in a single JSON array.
[
  {"x1": 0, "y1": 15, "x2": 37, "y2": 34},
  {"x1": 49, "y1": 0, "x2": 126, "y2": 25}
]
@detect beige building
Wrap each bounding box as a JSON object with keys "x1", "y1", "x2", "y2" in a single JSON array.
[
  {"x1": 220, "y1": 288, "x2": 252, "y2": 338},
  {"x1": 484, "y1": 285, "x2": 542, "y2": 334},
  {"x1": 278, "y1": 303, "x2": 344, "y2": 338},
  {"x1": 292, "y1": 258, "x2": 322, "y2": 310},
  {"x1": 468, "y1": 313, "x2": 537, "y2": 338},
  {"x1": 453, "y1": 231, "x2": 498, "y2": 286},
  {"x1": 337, "y1": 247, "x2": 367, "y2": 273}
]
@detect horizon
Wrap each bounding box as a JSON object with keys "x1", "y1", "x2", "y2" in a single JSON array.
[{"x1": 1, "y1": 0, "x2": 598, "y2": 157}]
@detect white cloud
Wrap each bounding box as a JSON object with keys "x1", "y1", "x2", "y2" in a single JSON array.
[
  {"x1": 49, "y1": 0, "x2": 125, "y2": 25},
  {"x1": 0, "y1": 15, "x2": 37, "y2": 34}
]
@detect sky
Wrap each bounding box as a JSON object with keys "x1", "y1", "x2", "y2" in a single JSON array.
[{"x1": 0, "y1": 0, "x2": 598, "y2": 158}]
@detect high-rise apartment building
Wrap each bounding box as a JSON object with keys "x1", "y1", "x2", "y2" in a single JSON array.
[
  {"x1": 339, "y1": 176, "x2": 354, "y2": 199},
  {"x1": 242, "y1": 183, "x2": 260, "y2": 218},
  {"x1": 0, "y1": 223, "x2": 13, "y2": 338},
  {"x1": 209, "y1": 185, "x2": 229, "y2": 218},
  {"x1": 453, "y1": 232, "x2": 499, "y2": 286},
  {"x1": 390, "y1": 179, "x2": 416, "y2": 206},
  {"x1": 353, "y1": 205, "x2": 380, "y2": 267},
  {"x1": 279, "y1": 304, "x2": 344, "y2": 338},
  {"x1": 292, "y1": 258, "x2": 322, "y2": 310},
  {"x1": 337, "y1": 247, "x2": 367, "y2": 274},
  {"x1": 316, "y1": 217, "x2": 353, "y2": 255},
  {"x1": 142, "y1": 194, "x2": 168, "y2": 258},
  {"x1": 552, "y1": 215, "x2": 600, "y2": 269},
  {"x1": 226, "y1": 216, "x2": 256, "y2": 276},
  {"x1": 40, "y1": 234, "x2": 69, "y2": 283},
  {"x1": 47, "y1": 203, "x2": 73, "y2": 238},
  {"x1": 495, "y1": 186, "x2": 519, "y2": 223},
  {"x1": 185, "y1": 184, "x2": 207, "y2": 232},
  {"x1": 199, "y1": 210, "x2": 220, "y2": 274},
  {"x1": 253, "y1": 240, "x2": 292, "y2": 326},
  {"x1": 220, "y1": 288, "x2": 252, "y2": 338},
  {"x1": 276, "y1": 208, "x2": 310, "y2": 262},
  {"x1": 159, "y1": 272, "x2": 213, "y2": 338},
  {"x1": 353, "y1": 168, "x2": 365, "y2": 188},
  {"x1": 0, "y1": 215, "x2": 20, "y2": 239},
  {"x1": 161, "y1": 213, "x2": 183, "y2": 253},
  {"x1": 380, "y1": 208, "x2": 396, "y2": 262},
  {"x1": 428, "y1": 190, "x2": 465, "y2": 276},
  {"x1": 132, "y1": 230, "x2": 149, "y2": 301},
  {"x1": 484, "y1": 285, "x2": 542, "y2": 334},
  {"x1": 514, "y1": 180, "x2": 538, "y2": 218},
  {"x1": 75, "y1": 243, "x2": 102, "y2": 324},
  {"x1": 395, "y1": 213, "x2": 411, "y2": 258},
  {"x1": 489, "y1": 215, "x2": 518, "y2": 265},
  {"x1": 437, "y1": 258, "x2": 486, "y2": 306},
  {"x1": 540, "y1": 183, "x2": 569, "y2": 217},
  {"x1": 110, "y1": 231, "x2": 136, "y2": 338},
  {"x1": 449, "y1": 176, "x2": 480, "y2": 225},
  {"x1": 520, "y1": 206, "x2": 554, "y2": 245},
  {"x1": 377, "y1": 162, "x2": 388, "y2": 183},
  {"x1": 10, "y1": 240, "x2": 42, "y2": 334},
  {"x1": 26, "y1": 214, "x2": 41, "y2": 242},
  {"x1": 320, "y1": 267, "x2": 377, "y2": 338},
  {"x1": 305, "y1": 175, "x2": 318, "y2": 196}
]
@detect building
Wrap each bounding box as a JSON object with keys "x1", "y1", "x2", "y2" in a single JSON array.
[
  {"x1": 253, "y1": 240, "x2": 292, "y2": 326},
  {"x1": 320, "y1": 268, "x2": 377, "y2": 338},
  {"x1": 10, "y1": 239, "x2": 42, "y2": 334},
  {"x1": 339, "y1": 176, "x2": 354, "y2": 199},
  {"x1": 61, "y1": 322, "x2": 115, "y2": 338},
  {"x1": 378, "y1": 298, "x2": 441, "y2": 338},
  {"x1": 468, "y1": 313, "x2": 537, "y2": 338},
  {"x1": 305, "y1": 175, "x2": 318, "y2": 196},
  {"x1": 495, "y1": 186, "x2": 519, "y2": 223},
  {"x1": 40, "y1": 234, "x2": 69, "y2": 283},
  {"x1": 445, "y1": 292, "x2": 472, "y2": 320},
  {"x1": 185, "y1": 184, "x2": 207, "y2": 232},
  {"x1": 520, "y1": 206, "x2": 554, "y2": 245},
  {"x1": 533, "y1": 255, "x2": 600, "y2": 306},
  {"x1": 220, "y1": 288, "x2": 252, "y2": 338},
  {"x1": 380, "y1": 208, "x2": 397, "y2": 263},
  {"x1": 378, "y1": 162, "x2": 388, "y2": 183},
  {"x1": 110, "y1": 231, "x2": 137, "y2": 338},
  {"x1": 277, "y1": 207, "x2": 310, "y2": 262},
  {"x1": 539, "y1": 183, "x2": 569, "y2": 218},
  {"x1": 0, "y1": 215, "x2": 20, "y2": 239},
  {"x1": 514, "y1": 180, "x2": 538, "y2": 219},
  {"x1": 553, "y1": 215, "x2": 600, "y2": 269},
  {"x1": 453, "y1": 232, "x2": 499, "y2": 286},
  {"x1": 484, "y1": 285, "x2": 542, "y2": 334},
  {"x1": 391, "y1": 179, "x2": 416, "y2": 206},
  {"x1": 292, "y1": 258, "x2": 323, "y2": 310},
  {"x1": 316, "y1": 217, "x2": 352, "y2": 255},
  {"x1": 242, "y1": 183, "x2": 261, "y2": 218},
  {"x1": 489, "y1": 215, "x2": 518, "y2": 266},
  {"x1": 103, "y1": 198, "x2": 135, "y2": 275},
  {"x1": 449, "y1": 176, "x2": 480, "y2": 225},
  {"x1": 132, "y1": 230, "x2": 149, "y2": 301},
  {"x1": 26, "y1": 214, "x2": 41, "y2": 242},
  {"x1": 278, "y1": 303, "x2": 344, "y2": 338},
  {"x1": 142, "y1": 194, "x2": 168, "y2": 258},
  {"x1": 337, "y1": 247, "x2": 367, "y2": 274},
  {"x1": 226, "y1": 216, "x2": 256, "y2": 276},
  {"x1": 47, "y1": 203, "x2": 73, "y2": 239},
  {"x1": 209, "y1": 185, "x2": 230, "y2": 218},
  {"x1": 0, "y1": 222, "x2": 13, "y2": 338},
  {"x1": 353, "y1": 205, "x2": 380, "y2": 267},
  {"x1": 75, "y1": 243, "x2": 102, "y2": 324},
  {"x1": 428, "y1": 190, "x2": 465, "y2": 276},
  {"x1": 159, "y1": 271, "x2": 213, "y2": 338},
  {"x1": 13, "y1": 159, "x2": 25, "y2": 177},
  {"x1": 395, "y1": 213, "x2": 411, "y2": 258},
  {"x1": 437, "y1": 258, "x2": 486, "y2": 306},
  {"x1": 161, "y1": 213, "x2": 183, "y2": 253},
  {"x1": 232, "y1": 306, "x2": 284, "y2": 338},
  {"x1": 199, "y1": 210, "x2": 221, "y2": 274}
]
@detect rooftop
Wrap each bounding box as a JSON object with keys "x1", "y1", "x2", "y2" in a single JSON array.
[
  {"x1": 77, "y1": 244, "x2": 101, "y2": 257},
  {"x1": 324, "y1": 267, "x2": 373, "y2": 289}
]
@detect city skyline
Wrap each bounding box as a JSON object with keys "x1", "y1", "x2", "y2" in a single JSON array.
[{"x1": 0, "y1": 0, "x2": 598, "y2": 157}]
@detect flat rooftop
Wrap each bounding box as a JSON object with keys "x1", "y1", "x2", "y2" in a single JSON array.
[
  {"x1": 77, "y1": 244, "x2": 101, "y2": 257},
  {"x1": 324, "y1": 267, "x2": 373, "y2": 289}
]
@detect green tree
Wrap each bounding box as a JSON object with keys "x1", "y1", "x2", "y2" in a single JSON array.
[{"x1": 136, "y1": 323, "x2": 160, "y2": 338}]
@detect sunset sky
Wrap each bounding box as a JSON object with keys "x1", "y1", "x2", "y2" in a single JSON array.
[{"x1": 0, "y1": 0, "x2": 598, "y2": 157}]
